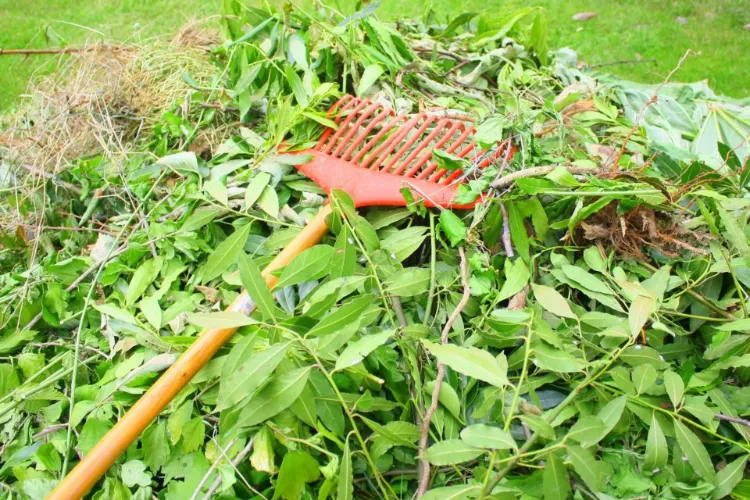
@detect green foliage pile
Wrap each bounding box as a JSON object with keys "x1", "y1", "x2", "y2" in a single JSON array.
[{"x1": 1, "y1": 2, "x2": 750, "y2": 499}]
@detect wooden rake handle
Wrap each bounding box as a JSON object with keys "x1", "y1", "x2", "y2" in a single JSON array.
[{"x1": 48, "y1": 204, "x2": 333, "y2": 499}]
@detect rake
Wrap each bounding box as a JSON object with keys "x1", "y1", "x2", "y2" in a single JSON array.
[{"x1": 49, "y1": 95, "x2": 513, "y2": 499}]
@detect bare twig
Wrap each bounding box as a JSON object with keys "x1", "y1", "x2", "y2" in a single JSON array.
[
  {"x1": 18, "y1": 164, "x2": 82, "y2": 195},
  {"x1": 416, "y1": 248, "x2": 471, "y2": 498},
  {"x1": 190, "y1": 438, "x2": 238, "y2": 500},
  {"x1": 489, "y1": 165, "x2": 602, "y2": 190},
  {"x1": 585, "y1": 58, "x2": 657, "y2": 69},
  {"x1": 199, "y1": 102, "x2": 239, "y2": 113},
  {"x1": 612, "y1": 49, "x2": 698, "y2": 169},
  {"x1": 33, "y1": 423, "x2": 68, "y2": 440},
  {"x1": 391, "y1": 297, "x2": 408, "y2": 327},
  {"x1": 0, "y1": 47, "x2": 85, "y2": 56},
  {"x1": 201, "y1": 437, "x2": 256, "y2": 500},
  {"x1": 413, "y1": 46, "x2": 467, "y2": 62},
  {"x1": 508, "y1": 285, "x2": 530, "y2": 310},
  {"x1": 499, "y1": 202, "x2": 514, "y2": 257},
  {"x1": 714, "y1": 413, "x2": 750, "y2": 428}
]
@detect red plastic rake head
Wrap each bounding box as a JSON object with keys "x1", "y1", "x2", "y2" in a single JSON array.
[{"x1": 296, "y1": 95, "x2": 514, "y2": 208}]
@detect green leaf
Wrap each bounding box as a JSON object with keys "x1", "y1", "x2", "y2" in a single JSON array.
[
  {"x1": 273, "y1": 451, "x2": 320, "y2": 500},
  {"x1": 433, "y1": 150, "x2": 470, "y2": 173},
  {"x1": 78, "y1": 417, "x2": 112, "y2": 455},
  {"x1": 307, "y1": 295, "x2": 372, "y2": 337},
  {"x1": 274, "y1": 245, "x2": 335, "y2": 289},
  {"x1": 237, "y1": 366, "x2": 313, "y2": 428},
  {"x1": 423, "y1": 439, "x2": 484, "y2": 465},
  {"x1": 443, "y1": 11, "x2": 478, "y2": 35},
  {"x1": 156, "y1": 151, "x2": 199, "y2": 174},
  {"x1": 257, "y1": 185, "x2": 280, "y2": 218},
  {"x1": 598, "y1": 396, "x2": 627, "y2": 434},
  {"x1": 507, "y1": 203, "x2": 530, "y2": 261},
  {"x1": 142, "y1": 421, "x2": 170, "y2": 473},
  {"x1": 713, "y1": 454, "x2": 748, "y2": 499},
  {"x1": 187, "y1": 312, "x2": 257, "y2": 329},
  {"x1": 498, "y1": 258, "x2": 530, "y2": 302},
  {"x1": 629, "y1": 295, "x2": 655, "y2": 336},
  {"x1": 620, "y1": 345, "x2": 669, "y2": 368},
  {"x1": 422, "y1": 340, "x2": 508, "y2": 388},
  {"x1": 362, "y1": 418, "x2": 421, "y2": 448},
  {"x1": 337, "y1": 439, "x2": 353, "y2": 500},
  {"x1": 532, "y1": 342, "x2": 584, "y2": 373},
  {"x1": 643, "y1": 414, "x2": 668, "y2": 473},
  {"x1": 384, "y1": 267, "x2": 430, "y2": 297},
  {"x1": 218, "y1": 341, "x2": 290, "y2": 411},
  {"x1": 583, "y1": 246, "x2": 606, "y2": 273},
  {"x1": 246, "y1": 172, "x2": 271, "y2": 207},
  {"x1": 561, "y1": 265, "x2": 612, "y2": 295},
  {"x1": 285, "y1": 66, "x2": 309, "y2": 107},
  {"x1": 357, "y1": 64, "x2": 384, "y2": 96},
  {"x1": 421, "y1": 485, "x2": 482, "y2": 500},
  {"x1": 567, "y1": 416, "x2": 607, "y2": 448},
  {"x1": 181, "y1": 416, "x2": 205, "y2": 453},
  {"x1": 335, "y1": 330, "x2": 394, "y2": 371},
  {"x1": 121, "y1": 460, "x2": 152, "y2": 488},
  {"x1": 716, "y1": 318, "x2": 750, "y2": 332},
  {"x1": 718, "y1": 206, "x2": 750, "y2": 257},
  {"x1": 167, "y1": 401, "x2": 192, "y2": 445},
  {"x1": 205, "y1": 179, "x2": 228, "y2": 206},
  {"x1": 439, "y1": 210, "x2": 468, "y2": 247},
  {"x1": 673, "y1": 419, "x2": 716, "y2": 481},
  {"x1": 460, "y1": 424, "x2": 516, "y2": 450},
  {"x1": 521, "y1": 414, "x2": 556, "y2": 440},
  {"x1": 94, "y1": 303, "x2": 137, "y2": 324},
  {"x1": 663, "y1": 370, "x2": 685, "y2": 407},
  {"x1": 35, "y1": 443, "x2": 61, "y2": 472},
  {"x1": 126, "y1": 257, "x2": 162, "y2": 307},
  {"x1": 543, "y1": 453, "x2": 571, "y2": 500},
  {"x1": 424, "y1": 380, "x2": 462, "y2": 421},
  {"x1": 532, "y1": 284, "x2": 576, "y2": 319},
  {"x1": 288, "y1": 34, "x2": 308, "y2": 70},
  {"x1": 140, "y1": 298, "x2": 162, "y2": 330},
  {"x1": 289, "y1": 384, "x2": 317, "y2": 427},
  {"x1": 331, "y1": 228, "x2": 356, "y2": 279},
  {"x1": 568, "y1": 445, "x2": 609, "y2": 492},
  {"x1": 632, "y1": 364, "x2": 657, "y2": 395},
  {"x1": 238, "y1": 254, "x2": 284, "y2": 321},
  {"x1": 0, "y1": 329, "x2": 37, "y2": 355},
  {"x1": 202, "y1": 223, "x2": 253, "y2": 283}
]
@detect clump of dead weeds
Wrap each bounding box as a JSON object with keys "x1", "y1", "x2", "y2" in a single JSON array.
[
  {"x1": 574, "y1": 201, "x2": 711, "y2": 261},
  {"x1": 0, "y1": 21, "x2": 224, "y2": 178}
]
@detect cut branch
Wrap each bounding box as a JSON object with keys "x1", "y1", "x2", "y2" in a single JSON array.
[
  {"x1": 0, "y1": 47, "x2": 85, "y2": 56},
  {"x1": 489, "y1": 166, "x2": 602, "y2": 190},
  {"x1": 714, "y1": 413, "x2": 750, "y2": 428},
  {"x1": 416, "y1": 247, "x2": 471, "y2": 498}
]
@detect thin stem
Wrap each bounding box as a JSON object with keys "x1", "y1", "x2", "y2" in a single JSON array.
[
  {"x1": 417, "y1": 248, "x2": 470, "y2": 498},
  {"x1": 504, "y1": 315, "x2": 534, "y2": 432},
  {"x1": 61, "y1": 170, "x2": 167, "y2": 476},
  {"x1": 480, "y1": 338, "x2": 634, "y2": 497},
  {"x1": 201, "y1": 437, "x2": 257, "y2": 500},
  {"x1": 423, "y1": 212, "x2": 438, "y2": 326}
]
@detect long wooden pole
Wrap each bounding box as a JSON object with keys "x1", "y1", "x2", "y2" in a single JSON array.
[{"x1": 48, "y1": 204, "x2": 333, "y2": 499}]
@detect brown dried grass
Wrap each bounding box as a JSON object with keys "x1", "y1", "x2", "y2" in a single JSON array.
[{"x1": 0, "y1": 22, "x2": 221, "y2": 178}]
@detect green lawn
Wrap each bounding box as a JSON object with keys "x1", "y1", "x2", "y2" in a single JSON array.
[{"x1": 1, "y1": 0, "x2": 748, "y2": 111}]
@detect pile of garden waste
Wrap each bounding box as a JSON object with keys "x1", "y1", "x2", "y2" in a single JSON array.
[{"x1": 1, "y1": 2, "x2": 750, "y2": 499}]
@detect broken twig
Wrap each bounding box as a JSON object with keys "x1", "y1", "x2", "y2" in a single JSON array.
[{"x1": 417, "y1": 248, "x2": 471, "y2": 498}]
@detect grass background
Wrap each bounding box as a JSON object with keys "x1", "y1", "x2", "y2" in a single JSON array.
[{"x1": 0, "y1": 0, "x2": 748, "y2": 111}]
